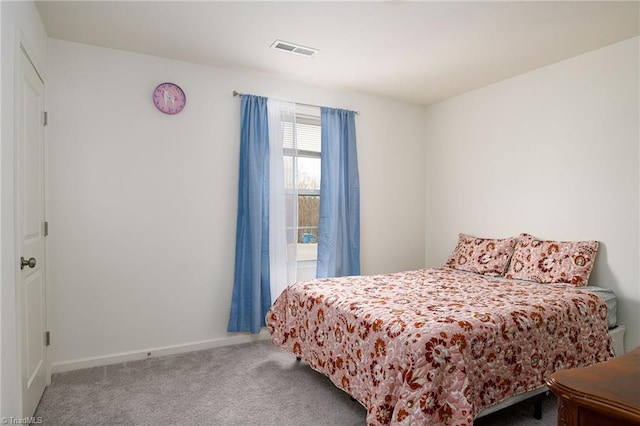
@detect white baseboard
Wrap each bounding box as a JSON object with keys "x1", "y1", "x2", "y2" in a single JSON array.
[{"x1": 51, "y1": 330, "x2": 272, "y2": 374}]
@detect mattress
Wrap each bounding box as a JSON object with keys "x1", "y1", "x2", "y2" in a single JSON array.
[{"x1": 582, "y1": 286, "x2": 617, "y2": 329}]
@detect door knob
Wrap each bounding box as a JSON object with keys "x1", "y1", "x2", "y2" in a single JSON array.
[{"x1": 20, "y1": 257, "x2": 36, "y2": 270}]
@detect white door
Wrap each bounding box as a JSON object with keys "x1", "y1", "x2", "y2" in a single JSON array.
[{"x1": 17, "y1": 47, "x2": 48, "y2": 418}]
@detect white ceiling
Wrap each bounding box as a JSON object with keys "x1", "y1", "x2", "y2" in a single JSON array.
[{"x1": 35, "y1": 1, "x2": 640, "y2": 106}]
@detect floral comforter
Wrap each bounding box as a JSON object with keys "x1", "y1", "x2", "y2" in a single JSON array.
[{"x1": 266, "y1": 267, "x2": 613, "y2": 425}]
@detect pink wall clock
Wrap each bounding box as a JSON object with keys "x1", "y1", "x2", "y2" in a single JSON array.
[{"x1": 152, "y1": 82, "x2": 186, "y2": 115}]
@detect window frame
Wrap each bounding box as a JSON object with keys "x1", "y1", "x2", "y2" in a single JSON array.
[{"x1": 282, "y1": 113, "x2": 321, "y2": 263}]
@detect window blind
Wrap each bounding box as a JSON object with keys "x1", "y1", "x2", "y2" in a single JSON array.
[{"x1": 282, "y1": 116, "x2": 321, "y2": 153}]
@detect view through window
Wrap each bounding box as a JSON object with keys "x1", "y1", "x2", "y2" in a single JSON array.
[{"x1": 283, "y1": 114, "x2": 321, "y2": 262}]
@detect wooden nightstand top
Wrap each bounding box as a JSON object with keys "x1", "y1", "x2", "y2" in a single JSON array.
[{"x1": 547, "y1": 347, "x2": 640, "y2": 424}]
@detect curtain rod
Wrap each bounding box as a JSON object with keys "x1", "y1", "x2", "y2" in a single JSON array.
[{"x1": 232, "y1": 90, "x2": 360, "y2": 115}]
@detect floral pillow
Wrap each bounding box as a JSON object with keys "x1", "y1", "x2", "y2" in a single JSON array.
[
  {"x1": 505, "y1": 233, "x2": 598, "y2": 286},
  {"x1": 445, "y1": 233, "x2": 517, "y2": 276}
]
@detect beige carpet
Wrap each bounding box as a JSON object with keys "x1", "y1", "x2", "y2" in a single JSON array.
[{"x1": 35, "y1": 340, "x2": 557, "y2": 425}]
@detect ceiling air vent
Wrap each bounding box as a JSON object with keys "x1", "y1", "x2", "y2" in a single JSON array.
[{"x1": 270, "y1": 40, "x2": 318, "y2": 57}]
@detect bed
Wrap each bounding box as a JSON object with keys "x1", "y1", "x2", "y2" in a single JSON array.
[{"x1": 266, "y1": 233, "x2": 614, "y2": 425}]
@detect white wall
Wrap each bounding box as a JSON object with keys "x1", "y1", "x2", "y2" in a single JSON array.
[
  {"x1": 46, "y1": 39, "x2": 426, "y2": 369},
  {"x1": 1, "y1": 0, "x2": 48, "y2": 418},
  {"x1": 424, "y1": 37, "x2": 640, "y2": 352}
]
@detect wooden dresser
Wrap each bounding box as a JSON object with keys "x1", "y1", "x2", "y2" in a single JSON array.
[{"x1": 547, "y1": 347, "x2": 640, "y2": 426}]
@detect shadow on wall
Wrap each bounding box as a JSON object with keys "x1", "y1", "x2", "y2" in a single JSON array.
[
  {"x1": 593, "y1": 242, "x2": 639, "y2": 353},
  {"x1": 622, "y1": 298, "x2": 639, "y2": 352},
  {"x1": 592, "y1": 243, "x2": 617, "y2": 289}
]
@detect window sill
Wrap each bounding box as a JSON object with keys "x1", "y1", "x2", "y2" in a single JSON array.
[{"x1": 297, "y1": 243, "x2": 317, "y2": 262}]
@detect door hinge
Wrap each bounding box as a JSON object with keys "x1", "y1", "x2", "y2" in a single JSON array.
[
  {"x1": 44, "y1": 221, "x2": 49, "y2": 236},
  {"x1": 45, "y1": 331, "x2": 51, "y2": 346},
  {"x1": 43, "y1": 111, "x2": 48, "y2": 126}
]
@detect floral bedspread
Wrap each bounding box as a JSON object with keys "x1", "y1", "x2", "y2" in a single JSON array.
[{"x1": 266, "y1": 267, "x2": 613, "y2": 425}]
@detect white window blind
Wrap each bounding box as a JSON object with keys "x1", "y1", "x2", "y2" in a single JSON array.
[{"x1": 282, "y1": 115, "x2": 321, "y2": 153}]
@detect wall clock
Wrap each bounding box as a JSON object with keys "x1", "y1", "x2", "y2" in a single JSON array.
[{"x1": 152, "y1": 82, "x2": 186, "y2": 115}]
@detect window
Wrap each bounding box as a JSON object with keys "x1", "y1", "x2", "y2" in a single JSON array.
[{"x1": 282, "y1": 114, "x2": 321, "y2": 262}]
